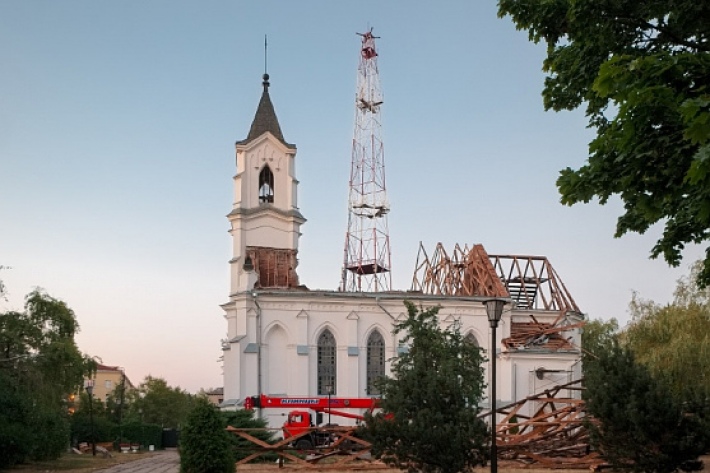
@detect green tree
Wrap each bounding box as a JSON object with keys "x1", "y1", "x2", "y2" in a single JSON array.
[
  {"x1": 625, "y1": 297, "x2": 710, "y2": 401},
  {"x1": 0, "y1": 370, "x2": 32, "y2": 468},
  {"x1": 584, "y1": 339, "x2": 708, "y2": 472},
  {"x1": 131, "y1": 376, "x2": 193, "y2": 429},
  {"x1": 498, "y1": 0, "x2": 710, "y2": 285},
  {"x1": 221, "y1": 409, "x2": 276, "y2": 462},
  {"x1": 180, "y1": 398, "x2": 233, "y2": 473},
  {"x1": 363, "y1": 302, "x2": 488, "y2": 473},
  {"x1": 581, "y1": 317, "x2": 619, "y2": 368},
  {"x1": 622, "y1": 262, "x2": 710, "y2": 418},
  {"x1": 105, "y1": 373, "x2": 130, "y2": 425},
  {"x1": 0, "y1": 290, "x2": 94, "y2": 466}
]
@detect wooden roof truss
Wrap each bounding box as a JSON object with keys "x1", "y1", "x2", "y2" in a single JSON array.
[
  {"x1": 411, "y1": 244, "x2": 581, "y2": 316},
  {"x1": 489, "y1": 254, "x2": 580, "y2": 313},
  {"x1": 410, "y1": 242, "x2": 508, "y2": 297}
]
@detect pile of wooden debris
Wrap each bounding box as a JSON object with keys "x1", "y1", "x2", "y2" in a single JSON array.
[{"x1": 482, "y1": 379, "x2": 604, "y2": 470}]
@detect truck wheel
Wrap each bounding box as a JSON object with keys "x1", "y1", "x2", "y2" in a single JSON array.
[{"x1": 295, "y1": 439, "x2": 312, "y2": 451}]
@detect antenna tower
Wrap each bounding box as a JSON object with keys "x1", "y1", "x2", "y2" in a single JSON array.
[{"x1": 341, "y1": 29, "x2": 392, "y2": 292}]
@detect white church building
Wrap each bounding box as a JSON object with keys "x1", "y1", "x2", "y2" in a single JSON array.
[{"x1": 220, "y1": 73, "x2": 584, "y2": 426}]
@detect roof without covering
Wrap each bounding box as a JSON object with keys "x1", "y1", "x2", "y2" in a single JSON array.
[
  {"x1": 236, "y1": 74, "x2": 294, "y2": 149},
  {"x1": 410, "y1": 242, "x2": 508, "y2": 298},
  {"x1": 411, "y1": 242, "x2": 581, "y2": 315}
]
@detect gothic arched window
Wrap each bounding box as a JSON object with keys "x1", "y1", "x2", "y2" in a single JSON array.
[
  {"x1": 259, "y1": 165, "x2": 274, "y2": 203},
  {"x1": 465, "y1": 332, "x2": 480, "y2": 348},
  {"x1": 366, "y1": 330, "x2": 385, "y2": 395},
  {"x1": 317, "y1": 329, "x2": 336, "y2": 395}
]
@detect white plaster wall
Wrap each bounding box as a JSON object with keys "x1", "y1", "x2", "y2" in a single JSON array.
[
  {"x1": 242, "y1": 216, "x2": 300, "y2": 248},
  {"x1": 264, "y1": 324, "x2": 289, "y2": 395},
  {"x1": 222, "y1": 292, "x2": 583, "y2": 429},
  {"x1": 500, "y1": 353, "x2": 579, "y2": 418},
  {"x1": 234, "y1": 134, "x2": 296, "y2": 210}
]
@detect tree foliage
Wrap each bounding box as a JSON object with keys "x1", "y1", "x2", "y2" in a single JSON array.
[
  {"x1": 584, "y1": 339, "x2": 708, "y2": 473},
  {"x1": 104, "y1": 373, "x2": 130, "y2": 425},
  {"x1": 363, "y1": 302, "x2": 488, "y2": 473},
  {"x1": 581, "y1": 262, "x2": 710, "y2": 470},
  {"x1": 0, "y1": 370, "x2": 33, "y2": 468},
  {"x1": 0, "y1": 290, "x2": 94, "y2": 467},
  {"x1": 69, "y1": 393, "x2": 163, "y2": 448},
  {"x1": 580, "y1": 317, "x2": 619, "y2": 368},
  {"x1": 180, "y1": 397, "x2": 234, "y2": 473},
  {"x1": 498, "y1": 0, "x2": 710, "y2": 285},
  {"x1": 622, "y1": 261, "x2": 710, "y2": 416},
  {"x1": 130, "y1": 376, "x2": 194, "y2": 429}
]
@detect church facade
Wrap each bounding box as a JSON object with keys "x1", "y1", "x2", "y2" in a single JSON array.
[{"x1": 220, "y1": 74, "x2": 584, "y2": 426}]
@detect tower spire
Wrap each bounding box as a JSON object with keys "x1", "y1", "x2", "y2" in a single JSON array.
[
  {"x1": 236, "y1": 73, "x2": 292, "y2": 148},
  {"x1": 340, "y1": 29, "x2": 392, "y2": 292}
]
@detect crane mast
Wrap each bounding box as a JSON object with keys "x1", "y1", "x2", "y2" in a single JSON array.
[{"x1": 341, "y1": 29, "x2": 392, "y2": 292}]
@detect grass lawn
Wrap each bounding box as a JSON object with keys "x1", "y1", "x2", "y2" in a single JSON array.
[{"x1": 7, "y1": 451, "x2": 156, "y2": 473}]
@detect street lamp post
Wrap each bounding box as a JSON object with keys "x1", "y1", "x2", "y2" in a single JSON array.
[
  {"x1": 118, "y1": 368, "x2": 125, "y2": 447},
  {"x1": 84, "y1": 380, "x2": 97, "y2": 457},
  {"x1": 484, "y1": 298, "x2": 505, "y2": 473},
  {"x1": 139, "y1": 408, "x2": 144, "y2": 449}
]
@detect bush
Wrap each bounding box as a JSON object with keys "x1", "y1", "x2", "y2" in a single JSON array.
[
  {"x1": 585, "y1": 341, "x2": 708, "y2": 473},
  {"x1": 70, "y1": 415, "x2": 116, "y2": 446},
  {"x1": 0, "y1": 377, "x2": 32, "y2": 468},
  {"x1": 0, "y1": 376, "x2": 70, "y2": 466},
  {"x1": 117, "y1": 421, "x2": 162, "y2": 449},
  {"x1": 28, "y1": 404, "x2": 70, "y2": 461},
  {"x1": 180, "y1": 398, "x2": 233, "y2": 473}
]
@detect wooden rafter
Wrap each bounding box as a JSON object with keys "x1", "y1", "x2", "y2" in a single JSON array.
[
  {"x1": 480, "y1": 379, "x2": 603, "y2": 469},
  {"x1": 230, "y1": 382, "x2": 604, "y2": 470},
  {"x1": 489, "y1": 254, "x2": 580, "y2": 312},
  {"x1": 503, "y1": 315, "x2": 585, "y2": 351},
  {"x1": 410, "y1": 242, "x2": 507, "y2": 297},
  {"x1": 227, "y1": 425, "x2": 387, "y2": 469},
  {"x1": 411, "y1": 243, "x2": 581, "y2": 316}
]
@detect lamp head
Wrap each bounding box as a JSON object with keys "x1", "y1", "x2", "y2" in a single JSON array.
[{"x1": 483, "y1": 298, "x2": 506, "y2": 328}]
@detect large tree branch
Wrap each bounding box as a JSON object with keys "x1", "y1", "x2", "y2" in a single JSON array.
[
  {"x1": 645, "y1": 20, "x2": 710, "y2": 52},
  {"x1": 618, "y1": 16, "x2": 710, "y2": 52}
]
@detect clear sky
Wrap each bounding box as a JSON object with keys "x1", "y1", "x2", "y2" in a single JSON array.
[{"x1": 1, "y1": 1, "x2": 702, "y2": 393}]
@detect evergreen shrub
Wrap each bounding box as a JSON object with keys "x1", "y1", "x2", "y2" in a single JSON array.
[{"x1": 180, "y1": 398, "x2": 233, "y2": 473}]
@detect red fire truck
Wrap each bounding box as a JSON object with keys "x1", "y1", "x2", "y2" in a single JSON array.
[{"x1": 243, "y1": 394, "x2": 380, "y2": 449}]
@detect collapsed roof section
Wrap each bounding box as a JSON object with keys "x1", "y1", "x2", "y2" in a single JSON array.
[
  {"x1": 504, "y1": 314, "x2": 584, "y2": 351},
  {"x1": 481, "y1": 379, "x2": 600, "y2": 469},
  {"x1": 411, "y1": 242, "x2": 580, "y2": 314}
]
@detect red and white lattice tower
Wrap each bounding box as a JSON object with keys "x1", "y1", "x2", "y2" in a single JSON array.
[{"x1": 341, "y1": 29, "x2": 392, "y2": 292}]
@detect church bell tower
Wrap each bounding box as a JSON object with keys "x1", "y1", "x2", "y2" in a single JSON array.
[{"x1": 228, "y1": 74, "x2": 306, "y2": 293}]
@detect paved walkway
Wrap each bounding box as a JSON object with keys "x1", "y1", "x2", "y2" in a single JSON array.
[{"x1": 100, "y1": 450, "x2": 179, "y2": 473}]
